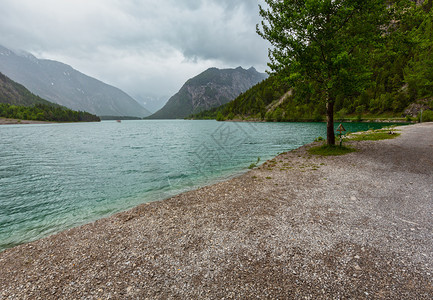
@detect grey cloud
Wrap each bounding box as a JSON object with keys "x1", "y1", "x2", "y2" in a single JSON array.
[{"x1": 0, "y1": 0, "x2": 269, "y2": 100}]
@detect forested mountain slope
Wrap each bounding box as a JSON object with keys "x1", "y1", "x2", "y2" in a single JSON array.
[{"x1": 0, "y1": 72, "x2": 99, "y2": 122}]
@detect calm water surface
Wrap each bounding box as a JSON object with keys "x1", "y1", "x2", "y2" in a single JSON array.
[{"x1": 0, "y1": 120, "x2": 395, "y2": 251}]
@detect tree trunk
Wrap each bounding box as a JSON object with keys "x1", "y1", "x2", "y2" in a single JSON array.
[{"x1": 326, "y1": 101, "x2": 335, "y2": 145}]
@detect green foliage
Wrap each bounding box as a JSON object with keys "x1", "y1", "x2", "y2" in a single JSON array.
[
  {"x1": 216, "y1": 111, "x2": 225, "y2": 121},
  {"x1": 355, "y1": 105, "x2": 365, "y2": 121},
  {"x1": 308, "y1": 144, "x2": 357, "y2": 156},
  {"x1": 257, "y1": 0, "x2": 392, "y2": 144},
  {"x1": 349, "y1": 130, "x2": 401, "y2": 141},
  {"x1": 336, "y1": 108, "x2": 348, "y2": 121},
  {"x1": 405, "y1": 115, "x2": 415, "y2": 122},
  {"x1": 419, "y1": 110, "x2": 433, "y2": 122},
  {"x1": 248, "y1": 157, "x2": 261, "y2": 169},
  {"x1": 0, "y1": 103, "x2": 100, "y2": 122},
  {"x1": 404, "y1": 3, "x2": 433, "y2": 99}
]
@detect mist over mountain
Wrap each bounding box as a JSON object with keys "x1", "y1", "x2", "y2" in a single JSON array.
[
  {"x1": 133, "y1": 94, "x2": 170, "y2": 114},
  {"x1": 148, "y1": 66, "x2": 267, "y2": 119},
  {"x1": 0, "y1": 45, "x2": 151, "y2": 117}
]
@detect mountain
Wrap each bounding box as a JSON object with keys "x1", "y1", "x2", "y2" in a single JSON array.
[
  {"x1": 147, "y1": 66, "x2": 267, "y2": 119},
  {"x1": 190, "y1": 76, "x2": 293, "y2": 121},
  {"x1": 0, "y1": 71, "x2": 56, "y2": 107},
  {"x1": 0, "y1": 45, "x2": 151, "y2": 117},
  {"x1": 0, "y1": 72, "x2": 100, "y2": 122}
]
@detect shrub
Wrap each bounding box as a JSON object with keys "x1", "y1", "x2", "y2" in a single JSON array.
[
  {"x1": 405, "y1": 115, "x2": 414, "y2": 122},
  {"x1": 248, "y1": 157, "x2": 261, "y2": 169},
  {"x1": 336, "y1": 108, "x2": 348, "y2": 121},
  {"x1": 420, "y1": 110, "x2": 433, "y2": 122},
  {"x1": 355, "y1": 105, "x2": 365, "y2": 121},
  {"x1": 216, "y1": 111, "x2": 225, "y2": 121}
]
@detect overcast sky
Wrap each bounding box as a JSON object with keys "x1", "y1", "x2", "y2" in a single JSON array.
[{"x1": 0, "y1": 0, "x2": 270, "y2": 109}]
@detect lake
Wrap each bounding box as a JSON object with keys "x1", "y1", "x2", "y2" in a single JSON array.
[{"x1": 0, "y1": 120, "x2": 396, "y2": 251}]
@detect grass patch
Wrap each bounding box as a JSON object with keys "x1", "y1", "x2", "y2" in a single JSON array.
[
  {"x1": 349, "y1": 130, "x2": 400, "y2": 141},
  {"x1": 248, "y1": 157, "x2": 261, "y2": 169},
  {"x1": 308, "y1": 144, "x2": 357, "y2": 156},
  {"x1": 337, "y1": 112, "x2": 407, "y2": 122},
  {"x1": 248, "y1": 163, "x2": 256, "y2": 169}
]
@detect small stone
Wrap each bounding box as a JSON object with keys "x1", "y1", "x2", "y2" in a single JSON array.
[
  {"x1": 350, "y1": 196, "x2": 357, "y2": 201},
  {"x1": 126, "y1": 286, "x2": 133, "y2": 294},
  {"x1": 354, "y1": 255, "x2": 360, "y2": 259},
  {"x1": 354, "y1": 264, "x2": 362, "y2": 271}
]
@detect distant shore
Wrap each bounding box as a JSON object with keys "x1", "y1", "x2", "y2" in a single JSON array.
[
  {"x1": 0, "y1": 118, "x2": 53, "y2": 125},
  {"x1": 1, "y1": 123, "x2": 432, "y2": 298},
  {"x1": 189, "y1": 117, "x2": 414, "y2": 123}
]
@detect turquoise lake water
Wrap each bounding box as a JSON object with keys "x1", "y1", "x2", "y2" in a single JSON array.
[{"x1": 0, "y1": 120, "x2": 397, "y2": 251}]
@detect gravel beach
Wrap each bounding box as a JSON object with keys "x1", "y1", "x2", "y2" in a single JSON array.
[
  {"x1": 1, "y1": 122, "x2": 432, "y2": 299},
  {"x1": 0, "y1": 118, "x2": 52, "y2": 125}
]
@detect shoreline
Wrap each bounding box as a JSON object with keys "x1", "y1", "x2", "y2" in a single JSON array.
[
  {"x1": 0, "y1": 117, "x2": 53, "y2": 125},
  {"x1": 0, "y1": 118, "x2": 101, "y2": 125},
  {"x1": 1, "y1": 123, "x2": 432, "y2": 298},
  {"x1": 190, "y1": 117, "x2": 414, "y2": 124}
]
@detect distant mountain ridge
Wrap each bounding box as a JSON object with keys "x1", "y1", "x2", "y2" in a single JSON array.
[
  {"x1": 0, "y1": 45, "x2": 151, "y2": 117},
  {"x1": 148, "y1": 66, "x2": 267, "y2": 119}
]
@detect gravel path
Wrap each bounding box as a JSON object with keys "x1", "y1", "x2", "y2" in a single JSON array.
[{"x1": 1, "y1": 123, "x2": 432, "y2": 299}]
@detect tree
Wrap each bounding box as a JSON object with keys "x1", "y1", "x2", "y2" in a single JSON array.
[
  {"x1": 257, "y1": 0, "x2": 391, "y2": 145},
  {"x1": 216, "y1": 111, "x2": 225, "y2": 121},
  {"x1": 405, "y1": 4, "x2": 433, "y2": 99}
]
